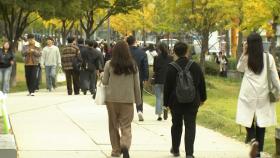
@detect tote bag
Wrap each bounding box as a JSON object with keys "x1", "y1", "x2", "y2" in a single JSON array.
[
  {"x1": 266, "y1": 53, "x2": 280, "y2": 103},
  {"x1": 95, "y1": 81, "x2": 106, "y2": 105},
  {"x1": 56, "y1": 69, "x2": 66, "y2": 82}
]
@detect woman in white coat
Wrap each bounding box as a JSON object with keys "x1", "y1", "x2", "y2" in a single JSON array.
[{"x1": 236, "y1": 33, "x2": 280, "y2": 158}]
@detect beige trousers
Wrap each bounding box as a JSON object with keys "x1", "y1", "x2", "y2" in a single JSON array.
[{"x1": 106, "y1": 102, "x2": 134, "y2": 155}]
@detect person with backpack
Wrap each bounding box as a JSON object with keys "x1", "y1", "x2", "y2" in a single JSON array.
[
  {"x1": 153, "y1": 42, "x2": 173, "y2": 121},
  {"x1": 146, "y1": 44, "x2": 158, "y2": 66},
  {"x1": 61, "y1": 37, "x2": 82, "y2": 95},
  {"x1": 82, "y1": 40, "x2": 101, "y2": 96},
  {"x1": 164, "y1": 42, "x2": 207, "y2": 158}
]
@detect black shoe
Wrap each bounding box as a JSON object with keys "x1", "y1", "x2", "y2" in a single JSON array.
[
  {"x1": 163, "y1": 109, "x2": 168, "y2": 120},
  {"x1": 83, "y1": 91, "x2": 87, "y2": 95},
  {"x1": 121, "y1": 148, "x2": 130, "y2": 158},
  {"x1": 249, "y1": 139, "x2": 259, "y2": 158},
  {"x1": 170, "y1": 148, "x2": 180, "y2": 157},
  {"x1": 157, "y1": 117, "x2": 162, "y2": 121},
  {"x1": 92, "y1": 93, "x2": 96, "y2": 99}
]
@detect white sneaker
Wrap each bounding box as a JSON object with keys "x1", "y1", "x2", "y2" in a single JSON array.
[
  {"x1": 30, "y1": 93, "x2": 35, "y2": 96},
  {"x1": 138, "y1": 112, "x2": 144, "y2": 121}
]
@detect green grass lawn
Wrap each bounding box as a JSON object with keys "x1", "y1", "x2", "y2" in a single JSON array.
[{"x1": 144, "y1": 75, "x2": 280, "y2": 157}]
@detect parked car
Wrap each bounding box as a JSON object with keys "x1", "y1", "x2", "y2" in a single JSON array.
[{"x1": 159, "y1": 38, "x2": 179, "y2": 49}]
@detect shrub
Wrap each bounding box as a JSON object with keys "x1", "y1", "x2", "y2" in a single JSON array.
[
  {"x1": 228, "y1": 58, "x2": 238, "y2": 70},
  {"x1": 205, "y1": 61, "x2": 219, "y2": 76}
]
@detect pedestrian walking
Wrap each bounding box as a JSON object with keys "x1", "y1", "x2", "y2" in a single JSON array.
[
  {"x1": 146, "y1": 44, "x2": 158, "y2": 66},
  {"x1": 104, "y1": 43, "x2": 112, "y2": 64},
  {"x1": 78, "y1": 38, "x2": 90, "y2": 95},
  {"x1": 41, "y1": 37, "x2": 61, "y2": 92},
  {"x1": 127, "y1": 36, "x2": 149, "y2": 121},
  {"x1": 80, "y1": 40, "x2": 100, "y2": 96},
  {"x1": 0, "y1": 41, "x2": 14, "y2": 94},
  {"x1": 22, "y1": 34, "x2": 42, "y2": 96},
  {"x1": 102, "y1": 41, "x2": 141, "y2": 158},
  {"x1": 93, "y1": 40, "x2": 104, "y2": 68},
  {"x1": 215, "y1": 51, "x2": 228, "y2": 77},
  {"x1": 164, "y1": 42, "x2": 207, "y2": 158},
  {"x1": 153, "y1": 42, "x2": 173, "y2": 121},
  {"x1": 236, "y1": 33, "x2": 280, "y2": 158},
  {"x1": 61, "y1": 37, "x2": 82, "y2": 95}
]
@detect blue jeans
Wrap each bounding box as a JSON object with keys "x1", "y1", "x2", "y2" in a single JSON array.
[
  {"x1": 0, "y1": 66, "x2": 12, "y2": 93},
  {"x1": 45, "y1": 66, "x2": 57, "y2": 90},
  {"x1": 154, "y1": 84, "x2": 164, "y2": 115}
]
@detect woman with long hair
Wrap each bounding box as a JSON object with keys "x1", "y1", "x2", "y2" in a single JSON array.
[
  {"x1": 0, "y1": 41, "x2": 14, "y2": 94},
  {"x1": 153, "y1": 42, "x2": 173, "y2": 120},
  {"x1": 236, "y1": 33, "x2": 280, "y2": 158},
  {"x1": 102, "y1": 40, "x2": 141, "y2": 158}
]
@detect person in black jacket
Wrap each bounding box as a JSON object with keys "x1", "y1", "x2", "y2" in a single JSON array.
[
  {"x1": 127, "y1": 36, "x2": 149, "y2": 121},
  {"x1": 79, "y1": 40, "x2": 100, "y2": 95},
  {"x1": 164, "y1": 42, "x2": 207, "y2": 158},
  {"x1": 153, "y1": 42, "x2": 173, "y2": 121},
  {"x1": 0, "y1": 41, "x2": 14, "y2": 94}
]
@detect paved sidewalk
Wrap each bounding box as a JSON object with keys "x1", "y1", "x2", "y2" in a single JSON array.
[{"x1": 6, "y1": 87, "x2": 252, "y2": 158}]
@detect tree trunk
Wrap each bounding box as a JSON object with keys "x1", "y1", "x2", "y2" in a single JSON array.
[
  {"x1": 142, "y1": 28, "x2": 146, "y2": 46},
  {"x1": 61, "y1": 20, "x2": 75, "y2": 45},
  {"x1": 225, "y1": 30, "x2": 231, "y2": 57},
  {"x1": 270, "y1": 16, "x2": 278, "y2": 58},
  {"x1": 236, "y1": 31, "x2": 243, "y2": 60},
  {"x1": 200, "y1": 30, "x2": 209, "y2": 74}
]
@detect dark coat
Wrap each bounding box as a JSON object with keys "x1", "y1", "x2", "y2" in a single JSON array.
[
  {"x1": 153, "y1": 54, "x2": 173, "y2": 84},
  {"x1": 83, "y1": 47, "x2": 100, "y2": 72},
  {"x1": 129, "y1": 46, "x2": 149, "y2": 81},
  {"x1": 0, "y1": 49, "x2": 14, "y2": 68},
  {"x1": 164, "y1": 57, "x2": 207, "y2": 112},
  {"x1": 96, "y1": 49, "x2": 104, "y2": 70}
]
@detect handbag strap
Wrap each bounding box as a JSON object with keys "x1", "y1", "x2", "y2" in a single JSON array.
[{"x1": 266, "y1": 52, "x2": 272, "y2": 92}]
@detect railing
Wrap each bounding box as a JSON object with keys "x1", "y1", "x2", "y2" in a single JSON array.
[{"x1": 0, "y1": 93, "x2": 10, "y2": 134}]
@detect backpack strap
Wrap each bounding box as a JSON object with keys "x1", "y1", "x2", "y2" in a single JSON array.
[
  {"x1": 184, "y1": 60, "x2": 194, "y2": 71},
  {"x1": 170, "y1": 62, "x2": 183, "y2": 72}
]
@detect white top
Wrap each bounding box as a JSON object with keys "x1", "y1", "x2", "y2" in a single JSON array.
[
  {"x1": 145, "y1": 50, "x2": 157, "y2": 66},
  {"x1": 41, "y1": 45, "x2": 61, "y2": 66},
  {"x1": 236, "y1": 53, "x2": 280, "y2": 127}
]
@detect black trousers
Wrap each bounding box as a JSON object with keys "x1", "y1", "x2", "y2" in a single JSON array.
[
  {"x1": 136, "y1": 81, "x2": 143, "y2": 112},
  {"x1": 25, "y1": 65, "x2": 38, "y2": 93},
  {"x1": 89, "y1": 70, "x2": 96, "y2": 94},
  {"x1": 171, "y1": 109, "x2": 197, "y2": 156},
  {"x1": 65, "y1": 70, "x2": 80, "y2": 95},
  {"x1": 246, "y1": 120, "x2": 266, "y2": 153},
  {"x1": 35, "y1": 64, "x2": 42, "y2": 90}
]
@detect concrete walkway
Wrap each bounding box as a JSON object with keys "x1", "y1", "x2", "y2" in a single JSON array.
[{"x1": 6, "y1": 87, "x2": 252, "y2": 158}]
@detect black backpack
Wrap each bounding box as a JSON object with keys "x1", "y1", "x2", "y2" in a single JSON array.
[{"x1": 170, "y1": 60, "x2": 196, "y2": 103}]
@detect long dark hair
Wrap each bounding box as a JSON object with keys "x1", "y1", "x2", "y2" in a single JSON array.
[
  {"x1": 157, "y1": 42, "x2": 169, "y2": 58},
  {"x1": 110, "y1": 41, "x2": 137, "y2": 75},
  {"x1": 2, "y1": 41, "x2": 12, "y2": 53},
  {"x1": 247, "y1": 33, "x2": 264, "y2": 74}
]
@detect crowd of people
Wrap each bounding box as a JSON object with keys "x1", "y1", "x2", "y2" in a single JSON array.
[{"x1": 0, "y1": 32, "x2": 278, "y2": 158}]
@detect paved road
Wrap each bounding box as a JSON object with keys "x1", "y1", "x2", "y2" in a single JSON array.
[{"x1": 6, "y1": 87, "x2": 253, "y2": 158}]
